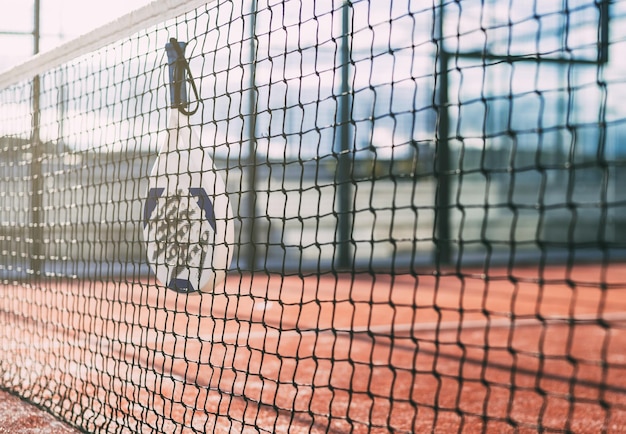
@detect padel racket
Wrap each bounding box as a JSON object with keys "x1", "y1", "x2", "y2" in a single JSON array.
[{"x1": 143, "y1": 38, "x2": 234, "y2": 293}]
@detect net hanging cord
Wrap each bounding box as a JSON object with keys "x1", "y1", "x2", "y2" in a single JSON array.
[{"x1": 167, "y1": 37, "x2": 200, "y2": 116}]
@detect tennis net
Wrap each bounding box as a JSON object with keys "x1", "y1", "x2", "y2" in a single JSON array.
[{"x1": 0, "y1": 0, "x2": 625, "y2": 432}]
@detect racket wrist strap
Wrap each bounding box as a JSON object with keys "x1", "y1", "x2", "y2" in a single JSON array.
[{"x1": 166, "y1": 38, "x2": 199, "y2": 116}]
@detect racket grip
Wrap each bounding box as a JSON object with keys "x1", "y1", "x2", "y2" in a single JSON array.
[{"x1": 165, "y1": 39, "x2": 188, "y2": 108}]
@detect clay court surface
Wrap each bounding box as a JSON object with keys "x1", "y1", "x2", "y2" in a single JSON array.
[{"x1": 1, "y1": 263, "x2": 625, "y2": 432}]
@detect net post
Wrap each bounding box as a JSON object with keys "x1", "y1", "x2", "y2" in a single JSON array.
[
  {"x1": 435, "y1": 2, "x2": 452, "y2": 266},
  {"x1": 29, "y1": 0, "x2": 43, "y2": 276},
  {"x1": 244, "y1": 0, "x2": 259, "y2": 271},
  {"x1": 335, "y1": 0, "x2": 354, "y2": 270},
  {"x1": 30, "y1": 75, "x2": 43, "y2": 276}
]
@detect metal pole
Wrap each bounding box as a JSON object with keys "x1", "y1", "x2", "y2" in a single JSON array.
[
  {"x1": 30, "y1": 0, "x2": 43, "y2": 276},
  {"x1": 336, "y1": 0, "x2": 353, "y2": 270},
  {"x1": 599, "y1": 0, "x2": 610, "y2": 65},
  {"x1": 435, "y1": 0, "x2": 452, "y2": 265},
  {"x1": 244, "y1": 0, "x2": 258, "y2": 271}
]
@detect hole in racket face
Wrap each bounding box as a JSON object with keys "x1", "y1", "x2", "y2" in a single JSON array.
[{"x1": 144, "y1": 187, "x2": 217, "y2": 293}]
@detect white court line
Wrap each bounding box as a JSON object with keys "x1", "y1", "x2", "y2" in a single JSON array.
[{"x1": 208, "y1": 311, "x2": 626, "y2": 343}]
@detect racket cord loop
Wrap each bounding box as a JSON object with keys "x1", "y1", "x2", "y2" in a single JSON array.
[{"x1": 170, "y1": 37, "x2": 200, "y2": 116}]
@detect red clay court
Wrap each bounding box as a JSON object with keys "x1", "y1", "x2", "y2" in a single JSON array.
[{"x1": 1, "y1": 262, "x2": 625, "y2": 432}]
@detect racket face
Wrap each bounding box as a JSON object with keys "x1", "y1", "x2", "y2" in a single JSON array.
[{"x1": 143, "y1": 112, "x2": 234, "y2": 293}]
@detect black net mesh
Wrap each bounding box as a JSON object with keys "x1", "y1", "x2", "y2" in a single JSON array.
[{"x1": 0, "y1": 0, "x2": 625, "y2": 432}]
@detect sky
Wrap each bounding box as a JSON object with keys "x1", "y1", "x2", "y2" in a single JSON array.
[{"x1": 0, "y1": 0, "x2": 152, "y2": 69}]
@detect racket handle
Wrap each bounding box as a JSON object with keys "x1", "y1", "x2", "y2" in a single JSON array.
[{"x1": 165, "y1": 39, "x2": 188, "y2": 108}]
